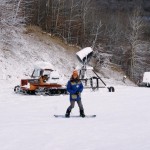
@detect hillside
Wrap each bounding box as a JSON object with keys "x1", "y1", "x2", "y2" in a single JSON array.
[
  {"x1": 0, "y1": 25, "x2": 135, "y2": 87},
  {"x1": 0, "y1": 26, "x2": 79, "y2": 81}
]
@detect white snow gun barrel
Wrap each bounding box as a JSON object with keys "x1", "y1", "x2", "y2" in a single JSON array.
[{"x1": 76, "y1": 47, "x2": 93, "y2": 65}]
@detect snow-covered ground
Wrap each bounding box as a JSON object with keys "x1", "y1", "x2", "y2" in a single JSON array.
[{"x1": 0, "y1": 81, "x2": 150, "y2": 150}]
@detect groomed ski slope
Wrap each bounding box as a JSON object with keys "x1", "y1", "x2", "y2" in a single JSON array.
[{"x1": 0, "y1": 81, "x2": 150, "y2": 150}]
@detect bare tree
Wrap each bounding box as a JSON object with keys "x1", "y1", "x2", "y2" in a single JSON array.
[
  {"x1": 92, "y1": 20, "x2": 102, "y2": 49},
  {"x1": 127, "y1": 8, "x2": 144, "y2": 79},
  {"x1": 80, "y1": 0, "x2": 91, "y2": 38},
  {"x1": 13, "y1": 0, "x2": 23, "y2": 23}
]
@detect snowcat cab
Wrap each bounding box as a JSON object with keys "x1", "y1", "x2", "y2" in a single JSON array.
[{"x1": 14, "y1": 62, "x2": 67, "y2": 95}]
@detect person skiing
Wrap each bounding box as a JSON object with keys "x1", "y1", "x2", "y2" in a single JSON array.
[{"x1": 65, "y1": 70, "x2": 85, "y2": 118}]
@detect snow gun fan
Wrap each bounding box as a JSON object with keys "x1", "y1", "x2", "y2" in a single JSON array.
[
  {"x1": 76, "y1": 47, "x2": 115, "y2": 92},
  {"x1": 76, "y1": 47, "x2": 93, "y2": 65}
]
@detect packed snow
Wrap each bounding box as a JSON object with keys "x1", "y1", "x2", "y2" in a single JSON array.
[
  {"x1": 0, "y1": 81, "x2": 150, "y2": 150},
  {"x1": 34, "y1": 61, "x2": 55, "y2": 71}
]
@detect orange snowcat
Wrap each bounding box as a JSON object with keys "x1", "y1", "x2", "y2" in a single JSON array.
[{"x1": 14, "y1": 62, "x2": 67, "y2": 95}]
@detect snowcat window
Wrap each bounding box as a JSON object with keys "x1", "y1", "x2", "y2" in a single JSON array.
[
  {"x1": 32, "y1": 69, "x2": 41, "y2": 78},
  {"x1": 43, "y1": 70, "x2": 52, "y2": 77}
]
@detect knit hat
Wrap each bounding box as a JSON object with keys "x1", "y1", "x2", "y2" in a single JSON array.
[{"x1": 72, "y1": 70, "x2": 78, "y2": 76}]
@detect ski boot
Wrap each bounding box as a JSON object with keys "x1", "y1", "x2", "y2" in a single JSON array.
[
  {"x1": 65, "y1": 109, "x2": 71, "y2": 118},
  {"x1": 80, "y1": 110, "x2": 85, "y2": 118}
]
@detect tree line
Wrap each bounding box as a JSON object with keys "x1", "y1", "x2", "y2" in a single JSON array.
[{"x1": 1, "y1": 0, "x2": 150, "y2": 83}]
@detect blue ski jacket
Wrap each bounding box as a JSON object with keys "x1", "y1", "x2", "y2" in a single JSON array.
[{"x1": 67, "y1": 79, "x2": 83, "y2": 101}]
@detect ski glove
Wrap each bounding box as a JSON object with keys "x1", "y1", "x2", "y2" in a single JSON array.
[{"x1": 75, "y1": 92, "x2": 80, "y2": 95}]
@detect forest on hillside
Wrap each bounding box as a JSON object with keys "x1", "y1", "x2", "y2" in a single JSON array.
[{"x1": 0, "y1": 0, "x2": 150, "y2": 83}]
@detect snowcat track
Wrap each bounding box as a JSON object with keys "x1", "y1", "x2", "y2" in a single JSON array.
[{"x1": 14, "y1": 86, "x2": 68, "y2": 96}]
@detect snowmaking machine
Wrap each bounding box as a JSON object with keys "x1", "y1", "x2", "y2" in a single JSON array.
[
  {"x1": 14, "y1": 62, "x2": 67, "y2": 95},
  {"x1": 139, "y1": 72, "x2": 150, "y2": 87},
  {"x1": 76, "y1": 47, "x2": 115, "y2": 92}
]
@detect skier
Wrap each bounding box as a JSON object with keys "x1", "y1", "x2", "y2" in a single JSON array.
[
  {"x1": 65, "y1": 70, "x2": 85, "y2": 118},
  {"x1": 122, "y1": 75, "x2": 127, "y2": 83}
]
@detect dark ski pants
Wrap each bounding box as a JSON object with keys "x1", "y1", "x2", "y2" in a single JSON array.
[{"x1": 67, "y1": 100, "x2": 84, "y2": 111}]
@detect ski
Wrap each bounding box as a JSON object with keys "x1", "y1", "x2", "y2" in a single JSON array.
[{"x1": 54, "y1": 115, "x2": 96, "y2": 118}]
